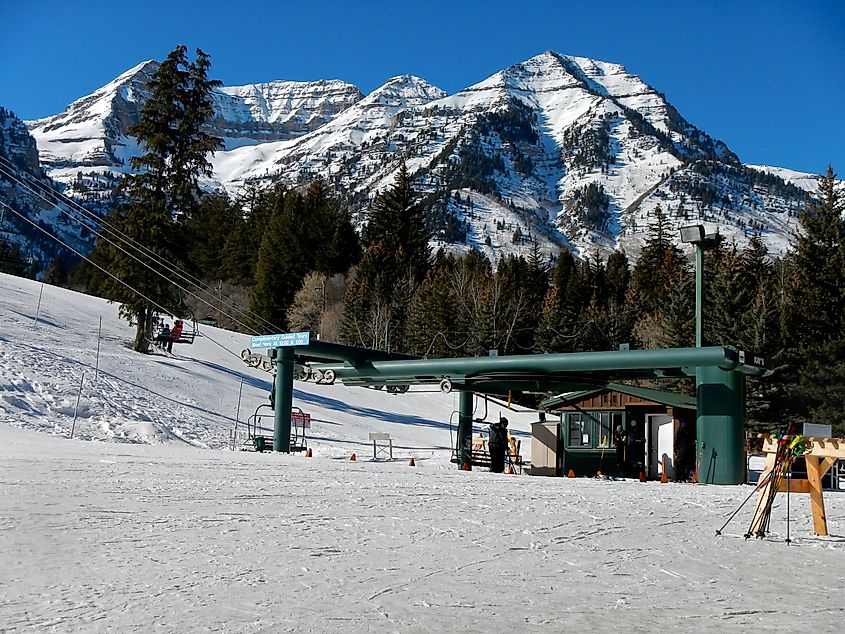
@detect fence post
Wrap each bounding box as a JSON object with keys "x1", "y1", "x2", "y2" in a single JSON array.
[
  {"x1": 232, "y1": 374, "x2": 244, "y2": 450},
  {"x1": 70, "y1": 371, "x2": 85, "y2": 439},
  {"x1": 95, "y1": 316, "x2": 102, "y2": 384},
  {"x1": 34, "y1": 283, "x2": 44, "y2": 326}
]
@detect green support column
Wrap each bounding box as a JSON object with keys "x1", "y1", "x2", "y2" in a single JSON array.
[
  {"x1": 696, "y1": 367, "x2": 745, "y2": 484},
  {"x1": 695, "y1": 244, "x2": 704, "y2": 347},
  {"x1": 273, "y1": 347, "x2": 294, "y2": 452},
  {"x1": 457, "y1": 391, "x2": 473, "y2": 469}
]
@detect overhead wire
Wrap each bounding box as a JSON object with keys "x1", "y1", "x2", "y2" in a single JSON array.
[
  {"x1": 0, "y1": 199, "x2": 246, "y2": 363},
  {"x1": 0, "y1": 157, "x2": 276, "y2": 334},
  {"x1": 0, "y1": 156, "x2": 282, "y2": 334}
]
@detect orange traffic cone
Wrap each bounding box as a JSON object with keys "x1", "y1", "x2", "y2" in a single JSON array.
[
  {"x1": 507, "y1": 465, "x2": 515, "y2": 475},
  {"x1": 350, "y1": 453, "x2": 357, "y2": 461},
  {"x1": 462, "y1": 462, "x2": 471, "y2": 471},
  {"x1": 639, "y1": 471, "x2": 647, "y2": 482},
  {"x1": 567, "y1": 468, "x2": 576, "y2": 478},
  {"x1": 305, "y1": 448, "x2": 312, "y2": 458},
  {"x1": 408, "y1": 458, "x2": 416, "y2": 467},
  {"x1": 660, "y1": 470, "x2": 668, "y2": 484}
]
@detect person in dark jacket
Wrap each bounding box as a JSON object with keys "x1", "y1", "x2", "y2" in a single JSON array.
[
  {"x1": 154, "y1": 324, "x2": 172, "y2": 349},
  {"x1": 488, "y1": 417, "x2": 508, "y2": 473},
  {"x1": 674, "y1": 418, "x2": 694, "y2": 482},
  {"x1": 614, "y1": 424, "x2": 628, "y2": 477}
]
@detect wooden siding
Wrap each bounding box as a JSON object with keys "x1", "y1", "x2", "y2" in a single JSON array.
[{"x1": 555, "y1": 392, "x2": 666, "y2": 411}]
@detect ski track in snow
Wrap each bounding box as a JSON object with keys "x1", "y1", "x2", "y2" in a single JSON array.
[{"x1": 1, "y1": 273, "x2": 844, "y2": 632}]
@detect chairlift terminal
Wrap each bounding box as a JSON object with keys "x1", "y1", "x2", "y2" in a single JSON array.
[{"x1": 251, "y1": 333, "x2": 768, "y2": 485}]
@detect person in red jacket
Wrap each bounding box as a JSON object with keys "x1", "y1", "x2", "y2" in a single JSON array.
[{"x1": 168, "y1": 320, "x2": 183, "y2": 353}]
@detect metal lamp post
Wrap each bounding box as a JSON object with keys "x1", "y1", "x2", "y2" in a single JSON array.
[
  {"x1": 679, "y1": 224, "x2": 719, "y2": 347},
  {"x1": 680, "y1": 225, "x2": 743, "y2": 484}
]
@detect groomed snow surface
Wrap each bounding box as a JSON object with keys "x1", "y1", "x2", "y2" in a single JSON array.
[{"x1": 1, "y1": 272, "x2": 843, "y2": 632}]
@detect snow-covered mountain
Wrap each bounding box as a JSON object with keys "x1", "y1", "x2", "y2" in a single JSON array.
[
  {"x1": 25, "y1": 61, "x2": 362, "y2": 198},
  {"x1": 16, "y1": 51, "x2": 835, "y2": 261}
]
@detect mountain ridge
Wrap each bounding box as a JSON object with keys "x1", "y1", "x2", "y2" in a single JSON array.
[{"x1": 10, "y1": 51, "x2": 840, "y2": 265}]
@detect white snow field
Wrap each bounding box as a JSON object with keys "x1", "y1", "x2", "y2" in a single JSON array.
[{"x1": 1, "y1": 272, "x2": 844, "y2": 632}]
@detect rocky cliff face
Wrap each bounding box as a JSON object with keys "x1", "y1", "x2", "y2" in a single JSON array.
[
  {"x1": 26, "y1": 61, "x2": 362, "y2": 178},
  {"x1": 0, "y1": 109, "x2": 101, "y2": 272},
  {"x1": 213, "y1": 79, "x2": 363, "y2": 144},
  {"x1": 1, "y1": 107, "x2": 45, "y2": 177}
]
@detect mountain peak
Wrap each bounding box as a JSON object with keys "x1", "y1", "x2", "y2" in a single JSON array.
[{"x1": 366, "y1": 75, "x2": 446, "y2": 106}]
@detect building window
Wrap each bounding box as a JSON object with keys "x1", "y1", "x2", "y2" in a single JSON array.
[
  {"x1": 598, "y1": 412, "x2": 612, "y2": 448},
  {"x1": 566, "y1": 411, "x2": 624, "y2": 448},
  {"x1": 568, "y1": 413, "x2": 591, "y2": 446},
  {"x1": 597, "y1": 412, "x2": 623, "y2": 448}
]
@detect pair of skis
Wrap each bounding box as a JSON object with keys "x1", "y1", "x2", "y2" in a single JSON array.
[{"x1": 716, "y1": 424, "x2": 807, "y2": 543}]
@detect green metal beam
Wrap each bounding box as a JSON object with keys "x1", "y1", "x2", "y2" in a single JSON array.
[
  {"x1": 308, "y1": 346, "x2": 766, "y2": 386},
  {"x1": 287, "y1": 339, "x2": 418, "y2": 365}
]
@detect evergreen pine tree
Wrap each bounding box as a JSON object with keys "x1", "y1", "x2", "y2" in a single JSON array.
[
  {"x1": 250, "y1": 191, "x2": 312, "y2": 331},
  {"x1": 185, "y1": 191, "x2": 241, "y2": 278},
  {"x1": 95, "y1": 46, "x2": 223, "y2": 351},
  {"x1": 222, "y1": 184, "x2": 282, "y2": 285},
  {"x1": 536, "y1": 249, "x2": 586, "y2": 352},
  {"x1": 43, "y1": 256, "x2": 69, "y2": 287},
  {"x1": 630, "y1": 205, "x2": 687, "y2": 313},
  {"x1": 781, "y1": 166, "x2": 845, "y2": 432},
  {"x1": 406, "y1": 254, "x2": 461, "y2": 357},
  {"x1": 342, "y1": 165, "x2": 431, "y2": 350}
]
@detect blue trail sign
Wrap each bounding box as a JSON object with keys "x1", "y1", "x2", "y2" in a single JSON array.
[{"x1": 250, "y1": 332, "x2": 310, "y2": 349}]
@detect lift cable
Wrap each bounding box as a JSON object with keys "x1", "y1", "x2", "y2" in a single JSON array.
[
  {"x1": 0, "y1": 199, "x2": 246, "y2": 363},
  {"x1": 0, "y1": 157, "x2": 282, "y2": 335}
]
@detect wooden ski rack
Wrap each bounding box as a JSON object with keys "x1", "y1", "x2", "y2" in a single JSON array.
[{"x1": 751, "y1": 435, "x2": 844, "y2": 536}]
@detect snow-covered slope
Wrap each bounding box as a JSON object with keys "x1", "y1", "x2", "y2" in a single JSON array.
[
  {"x1": 748, "y1": 164, "x2": 845, "y2": 196},
  {"x1": 0, "y1": 272, "x2": 536, "y2": 460},
  {"x1": 17, "y1": 51, "x2": 827, "y2": 261}
]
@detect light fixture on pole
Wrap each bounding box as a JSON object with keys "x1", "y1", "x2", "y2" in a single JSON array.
[{"x1": 679, "y1": 224, "x2": 720, "y2": 347}]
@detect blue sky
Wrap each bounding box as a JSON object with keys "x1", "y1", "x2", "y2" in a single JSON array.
[{"x1": 2, "y1": 0, "x2": 842, "y2": 174}]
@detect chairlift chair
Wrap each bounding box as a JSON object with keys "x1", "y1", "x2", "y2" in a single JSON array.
[{"x1": 148, "y1": 307, "x2": 198, "y2": 350}]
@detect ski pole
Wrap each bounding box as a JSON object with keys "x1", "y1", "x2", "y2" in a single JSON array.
[
  {"x1": 717, "y1": 467, "x2": 774, "y2": 536},
  {"x1": 785, "y1": 466, "x2": 791, "y2": 545}
]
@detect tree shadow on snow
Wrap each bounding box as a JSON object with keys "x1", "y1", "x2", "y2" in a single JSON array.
[{"x1": 292, "y1": 389, "x2": 455, "y2": 434}]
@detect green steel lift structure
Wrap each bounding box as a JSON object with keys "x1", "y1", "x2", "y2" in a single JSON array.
[{"x1": 258, "y1": 333, "x2": 768, "y2": 485}]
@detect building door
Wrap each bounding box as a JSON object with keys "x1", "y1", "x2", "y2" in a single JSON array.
[{"x1": 646, "y1": 414, "x2": 674, "y2": 479}]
